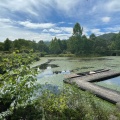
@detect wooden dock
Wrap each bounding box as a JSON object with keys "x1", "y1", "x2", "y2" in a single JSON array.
[{"x1": 64, "y1": 69, "x2": 120, "y2": 104}]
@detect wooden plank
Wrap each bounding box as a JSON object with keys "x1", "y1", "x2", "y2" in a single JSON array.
[
  {"x1": 64, "y1": 73, "x2": 80, "y2": 79},
  {"x1": 65, "y1": 69, "x2": 110, "y2": 79},
  {"x1": 71, "y1": 70, "x2": 120, "y2": 82},
  {"x1": 64, "y1": 70, "x2": 120, "y2": 104}
]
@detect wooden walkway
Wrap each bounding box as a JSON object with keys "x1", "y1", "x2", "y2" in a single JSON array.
[{"x1": 64, "y1": 70, "x2": 120, "y2": 104}]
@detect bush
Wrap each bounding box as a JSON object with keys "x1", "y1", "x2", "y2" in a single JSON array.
[{"x1": 11, "y1": 104, "x2": 42, "y2": 120}]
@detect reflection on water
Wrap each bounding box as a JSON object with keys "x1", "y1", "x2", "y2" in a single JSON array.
[
  {"x1": 95, "y1": 76, "x2": 120, "y2": 92},
  {"x1": 33, "y1": 56, "x2": 120, "y2": 92},
  {"x1": 37, "y1": 66, "x2": 70, "y2": 79},
  {"x1": 36, "y1": 66, "x2": 70, "y2": 92},
  {"x1": 37, "y1": 66, "x2": 53, "y2": 78},
  {"x1": 97, "y1": 76, "x2": 120, "y2": 85}
]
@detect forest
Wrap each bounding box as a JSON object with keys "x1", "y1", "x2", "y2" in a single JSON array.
[{"x1": 0, "y1": 23, "x2": 120, "y2": 56}]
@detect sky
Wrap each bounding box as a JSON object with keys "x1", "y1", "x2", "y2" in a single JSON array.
[{"x1": 0, "y1": 0, "x2": 120, "y2": 42}]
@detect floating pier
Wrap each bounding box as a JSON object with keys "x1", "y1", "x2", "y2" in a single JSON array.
[{"x1": 64, "y1": 69, "x2": 120, "y2": 104}]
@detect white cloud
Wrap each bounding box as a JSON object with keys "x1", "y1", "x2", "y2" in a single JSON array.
[
  {"x1": 55, "y1": 0, "x2": 80, "y2": 12},
  {"x1": 0, "y1": 0, "x2": 38, "y2": 15},
  {"x1": 49, "y1": 28, "x2": 62, "y2": 33},
  {"x1": 26, "y1": 8, "x2": 39, "y2": 16},
  {"x1": 91, "y1": 28, "x2": 104, "y2": 36},
  {"x1": 19, "y1": 21, "x2": 55, "y2": 29},
  {"x1": 68, "y1": 22, "x2": 73, "y2": 25},
  {"x1": 0, "y1": 0, "x2": 120, "y2": 42},
  {"x1": 42, "y1": 29, "x2": 48, "y2": 32},
  {"x1": 101, "y1": 17, "x2": 111, "y2": 23},
  {"x1": 0, "y1": 17, "x2": 72, "y2": 41},
  {"x1": 91, "y1": 29, "x2": 100, "y2": 33},
  {"x1": 0, "y1": 18, "x2": 53, "y2": 41},
  {"x1": 0, "y1": 0, "x2": 52, "y2": 21},
  {"x1": 90, "y1": 0, "x2": 120, "y2": 14},
  {"x1": 55, "y1": 33, "x2": 71, "y2": 40},
  {"x1": 60, "y1": 27, "x2": 73, "y2": 34},
  {"x1": 0, "y1": 0, "x2": 82, "y2": 19},
  {"x1": 0, "y1": 18, "x2": 71, "y2": 42},
  {"x1": 82, "y1": 27, "x2": 89, "y2": 37},
  {"x1": 44, "y1": 27, "x2": 73, "y2": 34},
  {"x1": 0, "y1": 18, "x2": 12, "y2": 23},
  {"x1": 59, "y1": 21, "x2": 65, "y2": 24},
  {"x1": 105, "y1": 26, "x2": 120, "y2": 32},
  {"x1": 0, "y1": 26, "x2": 53, "y2": 42},
  {"x1": 106, "y1": 0, "x2": 120, "y2": 12},
  {"x1": 0, "y1": 18, "x2": 17, "y2": 29}
]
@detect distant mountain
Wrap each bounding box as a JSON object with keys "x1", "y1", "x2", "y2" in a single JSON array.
[
  {"x1": 98, "y1": 33, "x2": 116, "y2": 40},
  {"x1": 44, "y1": 41, "x2": 50, "y2": 46}
]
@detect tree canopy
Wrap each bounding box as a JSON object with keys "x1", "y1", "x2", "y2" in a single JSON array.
[
  {"x1": 73, "y1": 22, "x2": 83, "y2": 37},
  {"x1": 0, "y1": 22, "x2": 120, "y2": 56}
]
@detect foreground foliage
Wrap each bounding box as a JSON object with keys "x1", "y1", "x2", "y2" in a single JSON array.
[
  {"x1": 0, "y1": 53, "x2": 120, "y2": 120},
  {"x1": 4, "y1": 85, "x2": 120, "y2": 120},
  {"x1": 0, "y1": 52, "x2": 39, "y2": 119}
]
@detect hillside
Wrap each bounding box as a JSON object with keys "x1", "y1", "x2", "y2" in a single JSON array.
[{"x1": 98, "y1": 33, "x2": 116, "y2": 40}]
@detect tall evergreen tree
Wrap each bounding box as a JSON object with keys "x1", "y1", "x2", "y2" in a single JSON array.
[
  {"x1": 49, "y1": 37, "x2": 61, "y2": 54},
  {"x1": 4, "y1": 38, "x2": 12, "y2": 51},
  {"x1": 73, "y1": 23, "x2": 83, "y2": 37}
]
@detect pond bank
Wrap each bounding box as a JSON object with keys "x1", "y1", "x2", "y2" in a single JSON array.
[{"x1": 30, "y1": 57, "x2": 48, "y2": 68}]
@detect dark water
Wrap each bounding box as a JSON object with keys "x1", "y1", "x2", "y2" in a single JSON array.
[{"x1": 39, "y1": 63, "x2": 59, "y2": 69}]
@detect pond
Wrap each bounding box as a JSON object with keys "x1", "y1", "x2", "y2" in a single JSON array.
[{"x1": 31, "y1": 56, "x2": 120, "y2": 92}]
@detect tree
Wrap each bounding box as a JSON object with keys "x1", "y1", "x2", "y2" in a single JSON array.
[
  {"x1": 31, "y1": 40, "x2": 37, "y2": 51},
  {"x1": 37, "y1": 40, "x2": 49, "y2": 52},
  {"x1": 0, "y1": 42, "x2": 4, "y2": 51},
  {"x1": 114, "y1": 32, "x2": 120, "y2": 50},
  {"x1": 67, "y1": 23, "x2": 84, "y2": 55},
  {"x1": 82, "y1": 35, "x2": 91, "y2": 54},
  {"x1": 60, "y1": 40, "x2": 67, "y2": 53},
  {"x1": 13, "y1": 39, "x2": 21, "y2": 50},
  {"x1": 4, "y1": 38, "x2": 12, "y2": 51},
  {"x1": 49, "y1": 37, "x2": 62, "y2": 54},
  {"x1": 93, "y1": 37, "x2": 108, "y2": 55},
  {"x1": 90, "y1": 33, "x2": 96, "y2": 41},
  {"x1": 73, "y1": 23, "x2": 83, "y2": 37}
]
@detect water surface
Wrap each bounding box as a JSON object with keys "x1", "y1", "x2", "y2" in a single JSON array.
[
  {"x1": 33, "y1": 56, "x2": 120, "y2": 91},
  {"x1": 95, "y1": 76, "x2": 120, "y2": 92}
]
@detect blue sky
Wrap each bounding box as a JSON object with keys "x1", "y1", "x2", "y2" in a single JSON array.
[{"x1": 0, "y1": 0, "x2": 120, "y2": 42}]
